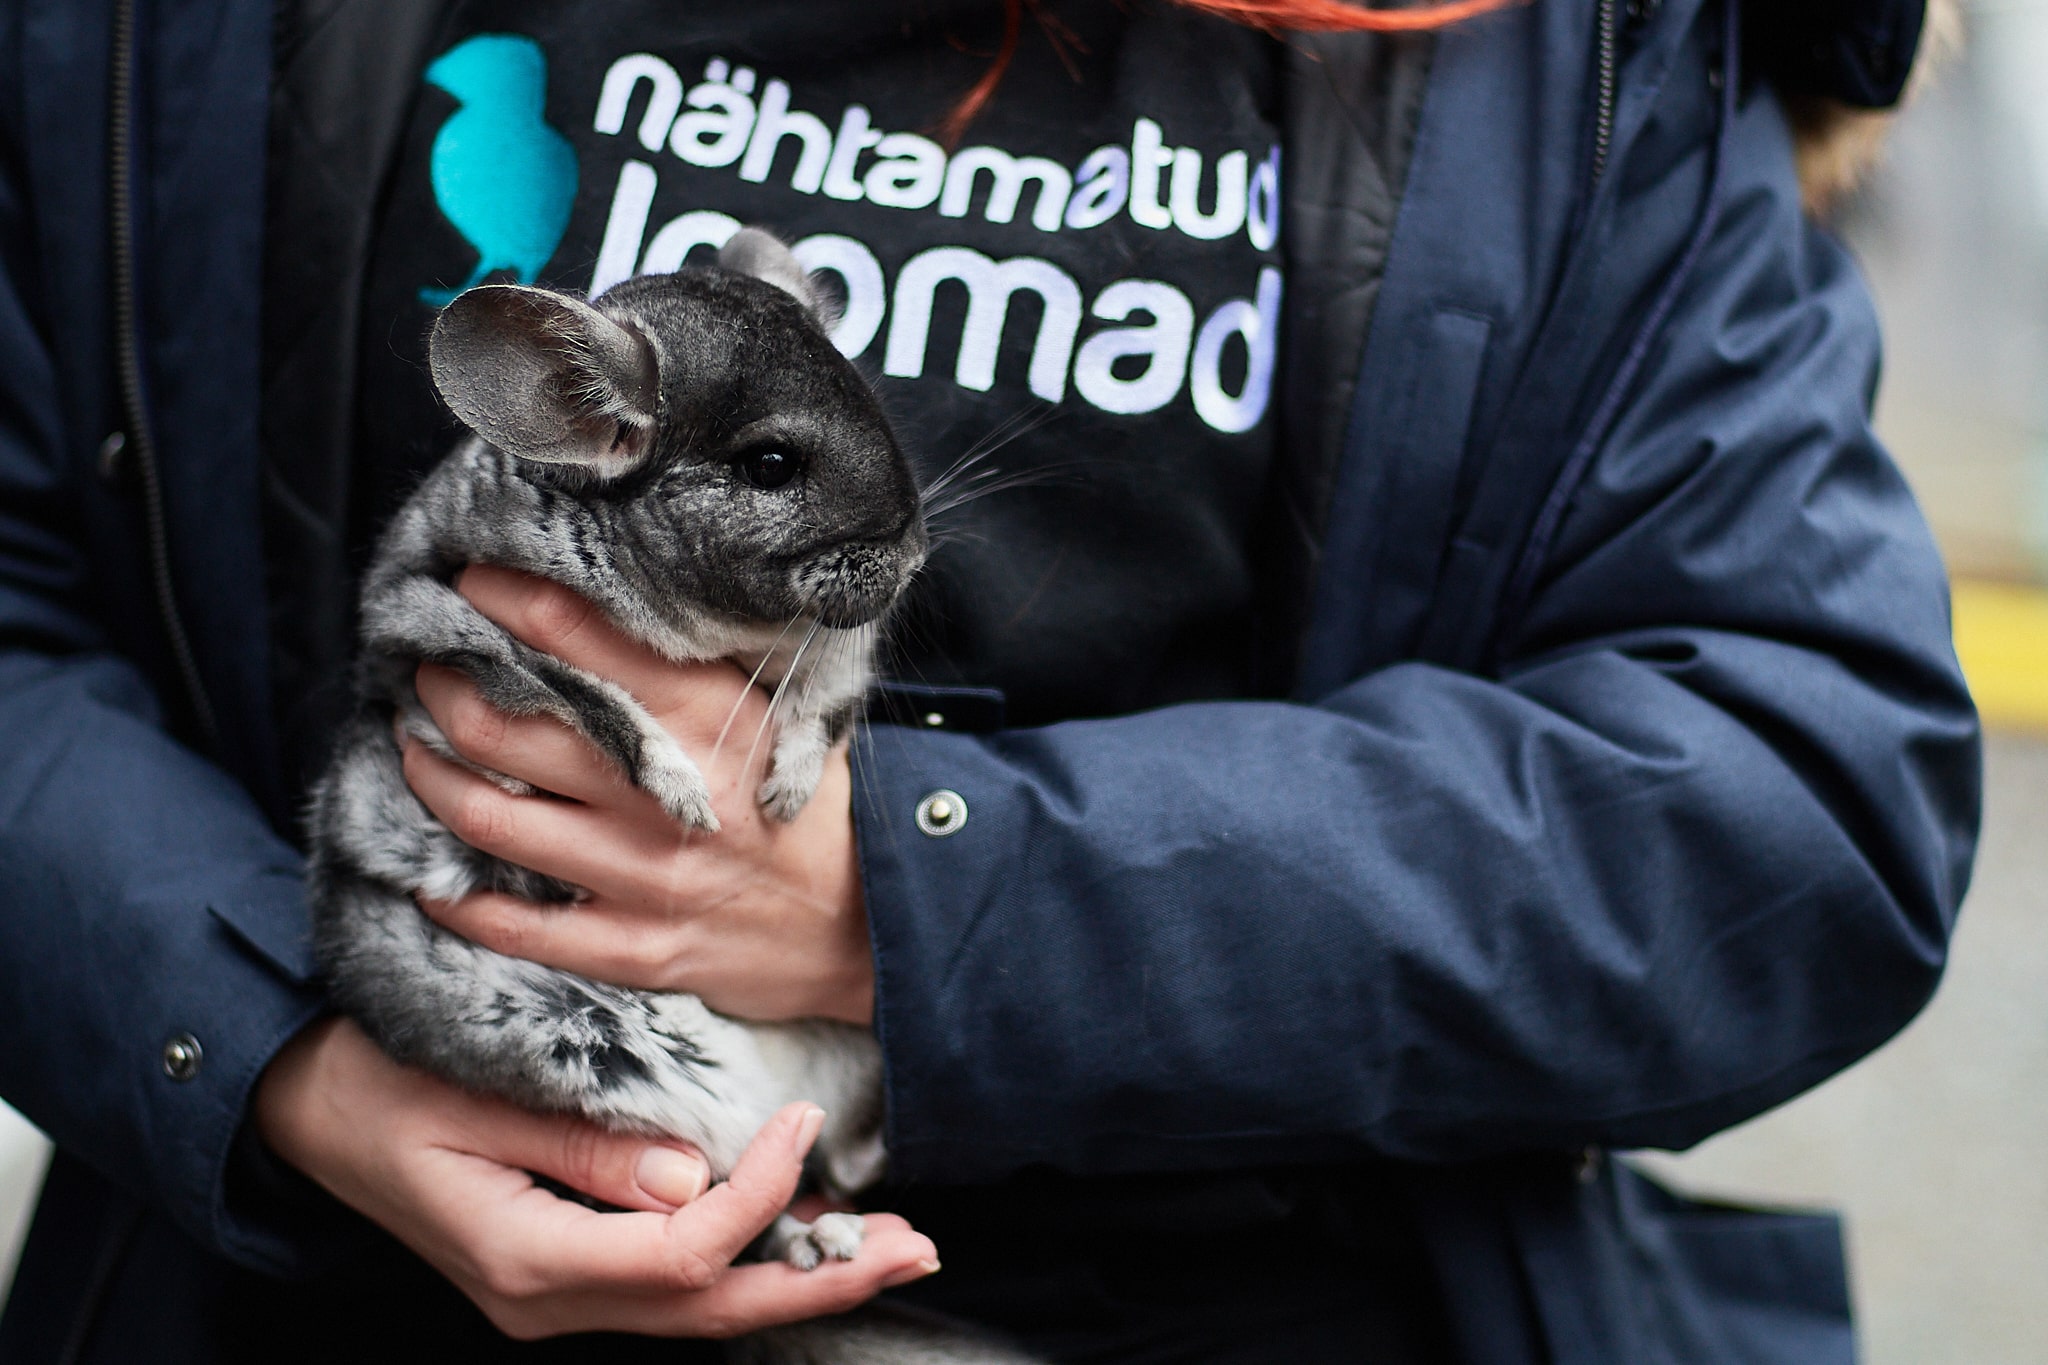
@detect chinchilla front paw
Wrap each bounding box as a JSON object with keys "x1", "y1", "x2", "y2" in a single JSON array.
[
  {"x1": 755, "y1": 767, "x2": 817, "y2": 823},
  {"x1": 756, "y1": 717, "x2": 829, "y2": 822},
  {"x1": 760, "y1": 1211, "x2": 866, "y2": 1270},
  {"x1": 637, "y1": 730, "x2": 720, "y2": 831}
]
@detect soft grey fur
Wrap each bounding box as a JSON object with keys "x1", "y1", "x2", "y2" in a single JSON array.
[{"x1": 308, "y1": 232, "x2": 1033, "y2": 1363}]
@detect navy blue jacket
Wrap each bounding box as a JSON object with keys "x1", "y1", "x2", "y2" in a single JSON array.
[{"x1": 0, "y1": 0, "x2": 1978, "y2": 1360}]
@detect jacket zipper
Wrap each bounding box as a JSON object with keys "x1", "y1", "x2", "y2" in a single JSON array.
[
  {"x1": 109, "y1": 0, "x2": 220, "y2": 749},
  {"x1": 1591, "y1": 0, "x2": 1620, "y2": 186},
  {"x1": 1491, "y1": 0, "x2": 1738, "y2": 657}
]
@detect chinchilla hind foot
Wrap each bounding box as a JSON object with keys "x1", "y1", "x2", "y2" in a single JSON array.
[
  {"x1": 728, "y1": 1303, "x2": 1046, "y2": 1365},
  {"x1": 758, "y1": 1211, "x2": 868, "y2": 1271}
]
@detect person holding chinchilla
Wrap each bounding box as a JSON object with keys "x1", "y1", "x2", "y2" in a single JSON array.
[{"x1": 0, "y1": 0, "x2": 1976, "y2": 1362}]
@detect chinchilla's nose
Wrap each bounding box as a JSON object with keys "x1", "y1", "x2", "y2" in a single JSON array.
[{"x1": 795, "y1": 533, "x2": 925, "y2": 629}]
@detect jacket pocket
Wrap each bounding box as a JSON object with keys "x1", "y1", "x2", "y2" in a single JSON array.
[{"x1": 1618, "y1": 1161, "x2": 1857, "y2": 1365}]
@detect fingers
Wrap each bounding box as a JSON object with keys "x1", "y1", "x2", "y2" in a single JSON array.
[
  {"x1": 542, "y1": 1220, "x2": 939, "y2": 1339},
  {"x1": 448, "y1": 1098, "x2": 710, "y2": 1213},
  {"x1": 664, "y1": 1103, "x2": 826, "y2": 1276},
  {"x1": 452, "y1": 1103, "x2": 824, "y2": 1298},
  {"x1": 266, "y1": 1022, "x2": 938, "y2": 1342},
  {"x1": 470, "y1": 1213, "x2": 936, "y2": 1340},
  {"x1": 414, "y1": 663, "x2": 631, "y2": 806},
  {"x1": 403, "y1": 739, "x2": 681, "y2": 892},
  {"x1": 274, "y1": 1022, "x2": 710, "y2": 1218},
  {"x1": 456, "y1": 565, "x2": 743, "y2": 717},
  {"x1": 447, "y1": 1105, "x2": 939, "y2": 1340},
  {"x1": 418, "y1": 886, "x2": 678, "y2": 990}
]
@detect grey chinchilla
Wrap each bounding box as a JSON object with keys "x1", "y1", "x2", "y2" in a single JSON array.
[{"x1": 306, "y1": 229, "x2": 1038, "y2": 1364}]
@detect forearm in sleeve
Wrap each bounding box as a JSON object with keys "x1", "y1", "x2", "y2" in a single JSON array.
[
  {"x1": 0, "y1": 649, "x2": 328, "y2": 1274},
  {"x1": 854, "y1": 109, "x2": 1979, "y2": 1183}
]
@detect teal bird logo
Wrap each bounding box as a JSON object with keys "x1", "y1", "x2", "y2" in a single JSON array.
[{"x1": 418, "y1": 34, "x2": 578, "y2": 307}]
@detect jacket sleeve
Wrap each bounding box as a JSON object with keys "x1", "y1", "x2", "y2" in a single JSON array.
[
  {"x1": 853, "y1": 92, "x2": 1981, "y2": 1181},
  {"x1": 0, "y1": 66, "x2": 325, "y2": 1276}
]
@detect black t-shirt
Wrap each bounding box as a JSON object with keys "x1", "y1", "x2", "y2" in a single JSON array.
[
  {"x1": 357, "y1": 0, "x2": 1288, "y2": 725},
  {"x1": 351, "y1": 4, "x2": 1449, "y2": 1358}
]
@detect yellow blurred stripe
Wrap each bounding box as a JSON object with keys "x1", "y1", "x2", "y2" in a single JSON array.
[{"x1": 1953, "y1": 580, "x2": 2048, "y2": 732}]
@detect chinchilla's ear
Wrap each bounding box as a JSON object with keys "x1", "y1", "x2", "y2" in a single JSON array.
[
  {"x1": 718, "y1": 227, "x2": 840, "y2": 329},
  {"x1": 429, "y1": 285, "x2": 658, "y2": 478}
]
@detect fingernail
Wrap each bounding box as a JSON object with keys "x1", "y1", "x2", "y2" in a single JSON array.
[
  {"x1": 636, "y1": 1146, "x2": 709, "y2": 1206},
  {"x1": 794, "y1": 1105, "x2": 827, "y2": 1154},
  {"x1": 882, "y1": 1258, "x2": 942, "y2": 1288}
]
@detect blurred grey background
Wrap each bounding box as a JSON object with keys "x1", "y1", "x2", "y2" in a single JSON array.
[
  {"x1": 2, "y1": 3, "x2": 2043, "y2": 1360},
  {"x1": 1852, "y1": 0, "x2": 2048, "y2": 583}
]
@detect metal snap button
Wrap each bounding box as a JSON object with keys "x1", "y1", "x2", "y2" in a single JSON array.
[
  {"x1": 922, "y1": 712, "x2": 946, "y2": 728},
  {"x1": 161, "y1": 1033, "x2": 203, "y2": 1082},
  {"x1": 915, "y1": 789, "x2": 966, "y2": 838}
]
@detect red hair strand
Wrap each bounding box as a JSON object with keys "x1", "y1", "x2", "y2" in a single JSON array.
[{"x1": 943, "y1": 0, "x2": 1519, "y2": 141}]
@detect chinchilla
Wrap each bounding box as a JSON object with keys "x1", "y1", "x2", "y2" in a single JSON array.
[{"x1": 306, "y1": 229, "x2": 1038, "y2": 1365}]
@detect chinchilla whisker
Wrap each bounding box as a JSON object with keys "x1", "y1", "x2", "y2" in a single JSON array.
[
  {"x1": 792, "y1": 623, "x2": 856, "y2": 726},
  {"x1": 709, "y1": 613, "x2": 805, "y2": 774},
  {"x1": 922, "y1": 465, "x2": 1083, "y2": 521},
  {"x1": 848, "y1": 708, "x2": 895, "y2": 837},
  {"x1": 919, "y1": 405, "x2": 1058, "y2": 501},
  {"x1": 841, "y1": 633, "x2": 889, "y2": 823},
  {"x1": 762, "y1": 616, "x2": 830, "y2": 753},
  {"x1": 811, "y1": 620, "x2": 864, "y2": 707},
  {"x1": 745, "y1": 616, "x2": 823, "y2": 781},
  {"x1": 932, "y1": 408, "x2": 1040, "y2": 483},
  {"x1": 874, "y1": 606, "x2": 953, "y2": 686},
  {"x1": 784, "y1": 626, "x2": 832, "y2": 719},
  {"x1": 921, "y1": 525, "x2": 987, "y2": 553},
  {"x1": 920, "y1": 447, "x2": 1018, "y2": 503},
  {"x1": 918, "y1": 451, "x2": 987, "y2": 503},
  {"x1": 939, "y1": 454, "x2": 1092, "y2": 502},
  {"x1": 756, "y1": 616, "x2": 821, "y2": 737}
]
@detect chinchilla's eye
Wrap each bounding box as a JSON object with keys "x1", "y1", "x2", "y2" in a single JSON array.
[{"x1": 740, "y1": 448, "x2": 800, "y2": 490}]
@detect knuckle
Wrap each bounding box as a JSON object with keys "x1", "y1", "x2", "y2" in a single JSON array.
[
  {"x1": 446, "y1": 686, "x2": 509, "y2": 757},
  {"x1": 482, "y1": 907, "x2": 535, "y2": 959},
  {"x1": 556, "y1": 1123, "x2": 605, "y2": 1187},
  {"x1": 724, "y1": 1166, "x2": 792, "y2": 1217},
  {"x1": 691, "y1": 1308, "x2": 748, "y2": 1341},
  {"x1": 605, "y1": 923, "x2": 667, "y2": 986},
  {"x1": 475, "y1": 1256, "x2": 546, "y2": 1305},
  {"x1": 450, "y1": 786, "x2": 513, "y2": 849},
  {"x1": 522, "y1": 584, "x2": 589, "y2": 650},
  {"x1": 666, "y1": 1245, "x2": 724, "y2": 1295}
]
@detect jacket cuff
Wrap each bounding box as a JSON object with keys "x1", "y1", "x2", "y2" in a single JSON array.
[
  {"x1": 143, "y1": 869, "x2": 340, "y2": 1275},
  {"x1": 851, "y1": 719, "x2": 1032, "y2": 1181}
]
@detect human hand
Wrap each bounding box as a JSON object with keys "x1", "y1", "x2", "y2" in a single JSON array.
[
  {"x1": 254, "y1": 1017, "x2": 937, "y2": 1339},
  {"x1": 402, "y1": 563, "x2": 873, "y2": 1024}
]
